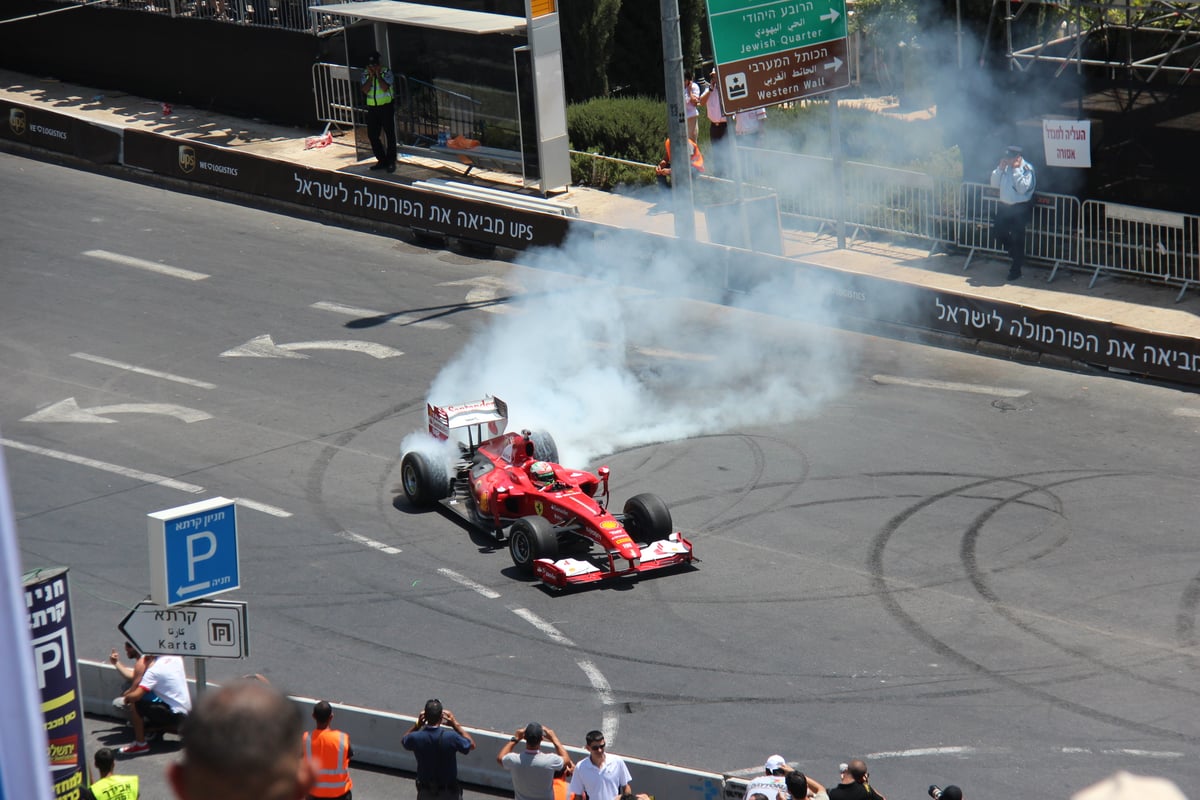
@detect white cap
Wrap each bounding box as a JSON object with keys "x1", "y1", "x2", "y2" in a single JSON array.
[
  {"x1": 1071, "y1": 772, "x2": 1187, "y2": 800},
  {"x1": 765, "y1": 755, "x2": 787, "y2": 772}
]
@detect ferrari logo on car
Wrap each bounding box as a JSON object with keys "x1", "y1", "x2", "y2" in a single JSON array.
[{"x1": 534, "y1": 500, "x2": 544, "y2": 516}]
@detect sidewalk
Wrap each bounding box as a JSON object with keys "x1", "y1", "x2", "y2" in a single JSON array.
[{"x1": 4, "y1": 68, "x2": 1199, "y2": 380}]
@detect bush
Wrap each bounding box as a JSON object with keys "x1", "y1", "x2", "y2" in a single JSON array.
[
  {"x1": 565, "y1": 95, "x2": 962, "y2": 189},
  {"x1": 567, "y1": 96, "x2": 667, "y2": 189}
]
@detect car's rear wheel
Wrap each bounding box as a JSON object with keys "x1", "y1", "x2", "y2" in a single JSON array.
[
  {"x1": 623, "y1": 493, "x2": 673, "y2": 543},
  {"x1": 509, "y1": 515, "x2": 559, "y2": 575},
  {"x1": 401, "y1": 451, "x2": 451, "y2": 508},
  {"x1": 527, "y1": 430, "x2": 558, "y2": 463}
]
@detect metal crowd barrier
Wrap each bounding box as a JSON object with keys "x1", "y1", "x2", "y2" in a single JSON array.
[
  {"x1": 954, "y1": 182, "x2": 1080, "y2": 278},
  {"x1": 840, "y1": 160, "x2": 940, "y2": 243},
  {"x1": 312, "y1": 62, "x2": 362, "y2": 133},
  {"x1": 738, "y1": 147, "x2": 837, "y2": 229},
  {"x1": 1079, "y1": 200, "x2": 1199, "y2": 302},
  {"x1": 52, "y1": 0, "x2": 332, "y2": 32}
]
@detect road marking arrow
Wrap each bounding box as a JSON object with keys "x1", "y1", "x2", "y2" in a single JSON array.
[
  {"x1": 821, "y1": 7, "x2": 840, "y2": 23},
  {"x1": 437, "y1": 276, "x2": 521, "y2": 315},
  {"x1": 21, "y1": 397, "x2": 212, "y2": 424},
  {"x1": 221, "y1": 334, "x2": 403, "y2": 359}
]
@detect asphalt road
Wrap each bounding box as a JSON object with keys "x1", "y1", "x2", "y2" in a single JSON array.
[{"x1": 3, "y1": 152, "x2": 1198, "y2": 799}]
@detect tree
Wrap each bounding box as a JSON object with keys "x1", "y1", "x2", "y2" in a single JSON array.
[
  {"x1": 608, "y1": 0, "x2": 708, "y2": 98},
  {"x1": 560, "y1": 0, "x2": 624, "y2": 101}
]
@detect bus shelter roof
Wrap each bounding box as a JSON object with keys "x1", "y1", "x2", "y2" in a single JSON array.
[{"x1": 310, "y1": 1, "x2": 527, "y2": 35}]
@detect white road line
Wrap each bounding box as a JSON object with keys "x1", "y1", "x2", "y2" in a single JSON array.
[
  {"x1": 1172, "y1": 407, "x2": 1200, "y2": 418},
  {"x1": 336, "y1": 530, "x2": 402, "y2": 554},
  {"x1": 866, "y1": 746, "x2": 979, "y2": 759},
  {"x1": 0, "y1": 438, "x2": 204, "y2": 493},
  {"x1": 233, "y1": 498, "x2": 292, "y2": 518},
  {"x1": 577, "y1": 659, "x2": 619, "y2": 744},
  {"x1": 437, "y1": 568, "x2": 501, "y2": 599},
  {"x1": 872, "y1": 374, "x2": 1029, "y2": 398},
  {"x1": 71, "y1": 353, "x2": 216, "y2": 389},
  {"x1": 310, "y1": 301, "x2": 451, "y2": 330},
  {"x1": 511, "y1": 608, "x2": 576, "y2": 647},
  {"x1": 1061, "y1": 747, "x2": 1182, "y2": 759},
  {"x1": 84, "y1": 249, "x2": 209, "y2": 281},
  {"x1": 1105, "y1": 749, "x2": 1183, "y2": 759}
]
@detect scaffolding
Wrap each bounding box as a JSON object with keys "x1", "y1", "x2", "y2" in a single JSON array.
[{"x1": 993, "y1": 0, "x2": 1200, "y2": 109}]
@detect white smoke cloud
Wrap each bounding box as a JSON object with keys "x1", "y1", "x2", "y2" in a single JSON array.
[{"x1": 424, "y1": 227, "x2": 856, "y2": 467}]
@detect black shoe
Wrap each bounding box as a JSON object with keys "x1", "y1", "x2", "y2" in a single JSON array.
[
  {"x1": 1006, "y1": 269, "x2": 1022, "y2": 281},
  {"x1": 369, "y1": 162, "x2": 386, "y2": 171},
  {"x1": 386, "y1": 163, "x2": 396, "y2": 173}
]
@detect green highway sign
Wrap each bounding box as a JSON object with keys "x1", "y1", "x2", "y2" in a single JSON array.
[
  {"x1": 708, "y1": 0, "x2": 846, "y2": 64},
  {"x1": 706, "y1": 0, "x2": 849, "y2": 112}
]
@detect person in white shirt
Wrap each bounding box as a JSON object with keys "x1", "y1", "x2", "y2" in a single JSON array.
[
  {"x1": 117, "y1": 655, "x2": 192, "y2": 754},
  {"x1": 744, "y1": 755, "x2": 790, "y2": 800},
  {"x1": 568, "y1": 731, "x2": 632, "y2": 800}
]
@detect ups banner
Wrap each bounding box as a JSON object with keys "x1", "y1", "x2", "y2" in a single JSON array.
[
  {"x1": 566, "y1": 222, "x2": 1200, "y2": 388},
  {"x1": 0, "y1": 101, "x2": 120, "y2": 163},
  {"x1": 123, "y1": 130, "x2": 568, "y2": 250},
  {"x1": 262, "y1": 162, "x2": 569, "y2": 250},
  {"x1": 915, "y1": 289, "x2": 1200, "y2": 386},
  {"x1": 124, "y1": 130, "x2": 269, "y2": 194},
  {"x1": 813, "y1": 266, "x2": 1200, "y2": 387}
]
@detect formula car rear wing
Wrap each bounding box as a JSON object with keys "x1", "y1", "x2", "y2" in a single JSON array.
[{"x1": 427, "y1": 396, "x2": 509, "y2": 443}]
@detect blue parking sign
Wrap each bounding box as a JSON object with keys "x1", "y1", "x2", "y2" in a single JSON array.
[{"x1": 148, "y1": 497, "x2": 239, "y2": 607}]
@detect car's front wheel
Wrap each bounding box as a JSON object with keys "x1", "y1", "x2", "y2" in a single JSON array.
[
  {"x1": 623, "y1": 493, "x2": 673, "y2": 543},
  {"x1": 401, "y1": 451, "x2": 450, "y2": 508},
  {"x1": 509, "y1": 515, "x2": 559, "y2": 575}
]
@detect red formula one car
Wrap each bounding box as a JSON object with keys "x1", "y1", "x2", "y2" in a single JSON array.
[{"x1": 400, "y1": 396, "x2": 695, "y2": 589}]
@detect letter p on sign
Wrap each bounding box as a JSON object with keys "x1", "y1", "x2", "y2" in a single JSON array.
[{"x1": 186, "y1": 531, "x2": 218, "y2": 581}]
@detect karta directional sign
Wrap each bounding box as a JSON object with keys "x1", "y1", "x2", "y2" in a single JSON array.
[
  {"x1": 119, "y1": 599, "x2": 249, "y2": 658},
  {"x1": 706, "y1": 0, "x2": 850, "y2": 113},
  {"x1": 148, "y1": 497, "x2": 239, "y2": 607}
]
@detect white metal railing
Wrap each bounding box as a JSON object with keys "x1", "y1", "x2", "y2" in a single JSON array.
[
  {"x1": 572, "y1": 147, "x2": 1194, "y2": 301},
  {"x1": 51, "y1": 0, "x2": 333, "y2": 32},
  {"x1": 312, "y1": 62, "x2": 361, "y2": 132},
  {"x1": 1079, "y1": 201, "x2": 1199, "y2": 301}
]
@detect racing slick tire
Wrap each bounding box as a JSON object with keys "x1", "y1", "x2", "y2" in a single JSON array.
[
  {"x1": 527, "y1": 430, "x2": 559, "y2": 464},
  {"x1": 401, "y1": 451, "x2": 451, "y2": 508},
  {"x1": 623, "y1": 493, "x2": 673, "y2": 543},
  {"x1": 509, "y1": 515, "x2": 559, "y2": 575}
]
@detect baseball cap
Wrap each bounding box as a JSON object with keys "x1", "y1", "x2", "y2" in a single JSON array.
[
  {"x1": 367, "y1": 52, "x2": 381, "y2": 65},
  {"x1": 765, "y1": 755, "x2": 787, "y2": 772},
  {"x1": 1005, "y1": 145, "x2": 1022, "y2": 156},
  {"x1": 1071, "y1": 772, "x2": 1186, "y2": 800}
]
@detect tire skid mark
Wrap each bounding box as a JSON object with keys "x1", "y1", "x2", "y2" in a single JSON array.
[
  {"x1": 870, "y1": 469, "x2": 1200, "y2": 744},
  {"x1": 960, "y1": 475, "x2": 1200, "y2": 699}
]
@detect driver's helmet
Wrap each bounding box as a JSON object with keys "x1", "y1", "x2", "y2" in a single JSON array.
[{"x1": 529, "y1": 461, "x2": 555, "y2": 484}]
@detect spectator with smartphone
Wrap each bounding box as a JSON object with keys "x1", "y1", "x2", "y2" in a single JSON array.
[{"x1": 403, "y1": 698, "x2": 476, "y2": 800}]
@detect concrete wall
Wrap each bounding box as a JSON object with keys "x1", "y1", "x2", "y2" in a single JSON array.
[{"x1": 80, "y1": 660, "x2": 729, "y2": 800}]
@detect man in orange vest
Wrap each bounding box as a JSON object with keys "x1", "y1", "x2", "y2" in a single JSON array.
[
  {"x1": 655, "y1": 137, "x2": 705, "y2": 191},
  {"x1": 304, "y1": 701, "x2": 353, "y2": 800}
]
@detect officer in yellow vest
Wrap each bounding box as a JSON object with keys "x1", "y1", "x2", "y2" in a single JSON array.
[
  {"x1": 304, "y1": 700, "x2": 353, "y2": 800},
  {"x1": 83, "y1": 747, "x2": 139, "y2": 800},
  {"x1": 360, "y1": 51, "x2": 397, "y2": 173}
]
